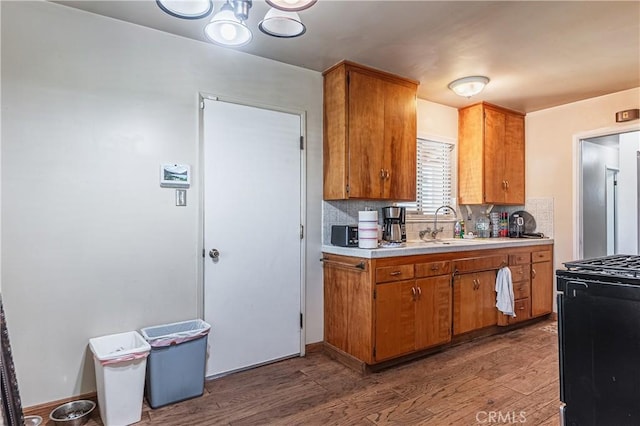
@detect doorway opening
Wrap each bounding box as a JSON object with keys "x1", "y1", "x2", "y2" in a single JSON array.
[{"x1": 577, "y1": 129, "x2": 640, "y2": 258}]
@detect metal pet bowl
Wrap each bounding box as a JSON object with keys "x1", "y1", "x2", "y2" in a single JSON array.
[
  {"x1": 49, "y1": 400, "x2": 96, "y2": 426},
  {"x1": 24, "y1": 415, "x2": 43, "y2": 426}
]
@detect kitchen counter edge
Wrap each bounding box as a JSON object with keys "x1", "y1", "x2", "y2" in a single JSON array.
[{"x1": 322, "y1": 238, "x2": 554, "y2": 259}]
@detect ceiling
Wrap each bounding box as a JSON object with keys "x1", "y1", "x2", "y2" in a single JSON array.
[{"x1": 53, "y1": 0, "x2": 640, "y2": 113}]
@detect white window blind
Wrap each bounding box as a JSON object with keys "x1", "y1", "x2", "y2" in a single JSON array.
[{"x1": 399, "y1": 138, "x2": 454, "y2": 216}]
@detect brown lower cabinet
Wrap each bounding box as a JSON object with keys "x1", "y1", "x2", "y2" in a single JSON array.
[
  {"x1": 323, "y1": 242, "x2": 553, "y2": 367},
  {"x1": 453, "y1": 270, "x2": 498, "y2": 335},
  {"x1": 375, "y1": 275, "x2": 451, "y2": 361}
]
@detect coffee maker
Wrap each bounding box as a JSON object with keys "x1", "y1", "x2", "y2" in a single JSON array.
[{"x1": 382, "y1": 206, "x2": 406, "y2": 243}]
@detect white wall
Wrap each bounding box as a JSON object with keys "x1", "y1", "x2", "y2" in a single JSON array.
[
  {"x1": 618, "y1": 131, "x2": 640, "y2": 254},
  {"x1": 526, "y1": 88, "x2": 640, "y2": 271},
  {"x1": 1, "y1": 1, "x2": 323, "y2": 406},
  {"x1": 417, "y1": 98, "x2": 458, "y2": 142}
]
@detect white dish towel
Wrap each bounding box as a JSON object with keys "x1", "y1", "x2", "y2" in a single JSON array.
[{"x1": 495, "y1": 267, "x2": 516, "y2": 317}]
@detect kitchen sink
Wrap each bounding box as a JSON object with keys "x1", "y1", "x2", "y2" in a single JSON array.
[{"x1": 407, "y1": 238, "x2": 481, "y2": 245}]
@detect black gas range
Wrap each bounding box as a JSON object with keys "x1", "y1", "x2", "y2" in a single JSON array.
[{"x1": 557, "y1": 254, "x2": 640, "y2": 426}]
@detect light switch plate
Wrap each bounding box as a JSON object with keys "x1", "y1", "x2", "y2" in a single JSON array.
[{"x1": 176, "y1": 189, "x2": 187, "y2": 206}]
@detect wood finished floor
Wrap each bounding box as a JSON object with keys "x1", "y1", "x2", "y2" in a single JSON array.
[{"x1": 80, "y1": 319, "x2": 560, "y2": 425}]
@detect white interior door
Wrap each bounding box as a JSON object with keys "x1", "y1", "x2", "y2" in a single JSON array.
[{"x1": 202, "y1": 98, "x2": 303, "y2": 377}]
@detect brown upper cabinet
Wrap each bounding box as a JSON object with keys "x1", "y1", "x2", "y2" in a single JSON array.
[
  {"x1": 323, "y1": 61, "x2": 418, "y2": 200},
  {"x1": 458, "y1": 102, "x2": 525, "y2": 205}
]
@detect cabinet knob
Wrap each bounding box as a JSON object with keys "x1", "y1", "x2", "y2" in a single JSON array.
[
  {"x1": 532, "y1": 268, "x2": 537, "y2": 279},
  {"x1": 431, "y1": 264, "x2": 440, "y2": 271}
]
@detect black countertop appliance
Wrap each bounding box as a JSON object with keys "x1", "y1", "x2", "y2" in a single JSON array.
[{"x1": 557, "y1": 255, "x2": 640, "y2": 425}]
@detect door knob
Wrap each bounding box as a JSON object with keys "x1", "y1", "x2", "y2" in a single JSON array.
[{"x1": 209, "y1": 249, "x2": 220, "y2": 260}]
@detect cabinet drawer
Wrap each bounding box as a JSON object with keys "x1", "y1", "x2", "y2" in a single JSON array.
[
  {"x1": 498, "y1": 298, "x2": 531, "y2": 326},
  {"x1": 532, "y1": 250, "x2": 552, "y2": 263},
  {"x1": 454, "y1": 255, "x2": 507, "y2": 273},
  {"x1": 415, "y1": 261, "x2": 451, "y2": 278},
  {"x1": 513, "y1": 280, "x2": 531, "y2": 300},
  {"x1": 376, "y1": 264, "x2": 414, "y2": 283},
  {"x1": 509, "y1": 253, "x2": 531, "y2": 265},
  {"x1": 511, "y1": 298, "x2": 531, "y2": 322},
  {"x1": 510, "y1": 264, "x2": 530, "y2": 283}
]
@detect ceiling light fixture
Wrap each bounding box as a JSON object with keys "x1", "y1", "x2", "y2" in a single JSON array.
[
  {"x1": 448, "y1": 76, "x2": 490, "y2": 98},
  {"x1": 259, "y1": 9, "x2": 306, "y2": 38},
  {"x1": 157, "y1": 0, "x2": 315, "y2": 48},
  {"x1": 156, "y1": 0, "x2": 214, "y2": 20},
  {"x1": 204, "y1": 1, "x2": 253, "y2": 46},
  {"x1": 265, "y1": 0, "x2": 317, "y2": 12}
]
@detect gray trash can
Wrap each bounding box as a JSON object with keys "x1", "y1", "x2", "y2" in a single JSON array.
[{"x1": 140, "y1": 319, "x2": 211, "y2": 408}]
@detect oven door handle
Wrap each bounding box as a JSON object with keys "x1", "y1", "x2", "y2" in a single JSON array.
[{"x1": 566, "y1": 281, "x2": 589, "y2": 298}]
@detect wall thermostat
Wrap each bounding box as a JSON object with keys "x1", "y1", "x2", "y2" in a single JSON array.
[{"x1": 615, "y1": 109, "x2": 640, "y2": 122}]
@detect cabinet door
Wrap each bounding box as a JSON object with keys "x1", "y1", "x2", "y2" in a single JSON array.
[
  {"x1": 454, "y1": 271, "x2": 497, "y2": 335},
  {"x1": 503, "y1": 113, "x2": 525, "y2": 204},
  {"x1": 458, "y1": 104, "x2": 485, "y2": 205},
  {"x1": 323, "y1": 257, "x2": 373, "y2": 364},
  {"x1": 453, "y1": 273, "x2": 478, "y2": 335},
  {"x1": 483, "y1": 108, "x2": 506, "y2": 204},
  {"x1": 375, "y1": 280, "x2": 416, "y2": 361},
  {"x1": 347, "y1": 70, "x2": 386, "y2": 199},
  {"x1": 384, "y1": 80, "x2": 416, "y2": 201},
  {"x1": 477, "y1": 270, "x2": 498, "y2": 328},
  {"x1": 531, "y1": 260, "x2": 553, "y2": 316},
  {"x1": 415, "y1": 275, "x2": 451, "y2": 349}
]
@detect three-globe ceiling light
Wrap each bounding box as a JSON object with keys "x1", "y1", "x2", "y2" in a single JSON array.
[
  {"x1": 156, "y1": 0, "x2": 315, "y2": 47},
  {"x1": 448, "y1": 76, "x2": 490, "y2": 98}
]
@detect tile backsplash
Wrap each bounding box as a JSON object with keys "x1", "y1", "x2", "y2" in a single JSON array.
[
  {"x1": 322, "y1": 200, "x2": 390, "y2": 244},
  {"x1": 322, "y1": 197, "x2": 554, "y2": 245}
]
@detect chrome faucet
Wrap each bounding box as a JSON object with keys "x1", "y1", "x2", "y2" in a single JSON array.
[{"x1": 422, "y1": 205, "x2": 457, "y2": 239}]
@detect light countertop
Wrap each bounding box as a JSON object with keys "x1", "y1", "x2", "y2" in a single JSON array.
[{"x1": 322, "y1": 237, "x2": 554, "y2": 259}]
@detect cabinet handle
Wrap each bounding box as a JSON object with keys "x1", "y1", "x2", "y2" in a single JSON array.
[
  {"x1": 502, "y1": 180, "x2": 506, "y2": 189},
  {"x1": 473, "y1": 278, "x2": 479, "y2": 290},
  {"x1": 385, "y1": 170, "x2": 390, "y2": 180},
  {"x1": 532, "y1": 268, "x2": 537, "y2": 279},
  {"x1": 431, "y1": 264, "x2": 440, "y2": 271},
  {"x1": 505, "y1": 180, "x2": 510, "y2": 189},
  {"x1": 416, "y1": 286, "x2": 422, "y2": 296},
  {"x1": 389, "y1": 271, "x2": 402, "y2": 276},
  {"x1": 380, "y1": 169, "x2": 385, "y2": 179},
  {"x1": 411, "y1": 287, "x2": 416, "y2": 299}
]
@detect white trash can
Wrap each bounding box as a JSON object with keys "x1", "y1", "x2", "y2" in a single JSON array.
[{"x1": 89, "y1": 331, "x2": 151, "y2": 426}]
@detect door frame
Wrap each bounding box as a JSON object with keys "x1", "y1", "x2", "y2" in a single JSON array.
[
  {"x1": 196, "y1": 92, "x2": 308, "y2": 356},
  {"x1": 572, "y1": 122, "x2": 640, "y2": 260}
]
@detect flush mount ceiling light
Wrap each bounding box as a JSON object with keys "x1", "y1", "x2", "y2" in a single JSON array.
[
  {"x1": 448, "y1": 76, "x2": 490, "y2": 98},
  {"x1": 156, "y1": 0, "x2": 214, "y2": 19},
  {"x1": 158, "y1": 0, "x2": 315, "y2": 48},
  {"x1": 265, "y1": 0, "x2": 317, "y2": 12}
]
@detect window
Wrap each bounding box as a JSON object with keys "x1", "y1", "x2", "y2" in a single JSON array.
[{"x1": 399, "y1": 138, "x2": 455, "y2": 216}]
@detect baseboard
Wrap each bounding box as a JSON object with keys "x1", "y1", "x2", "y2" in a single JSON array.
[
  {"x1": 305, "y1": 342, "x2": 324, "y2": 354},
  {"x1": 23, "y1": 391, "x2": 98, "y2": 421}
]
